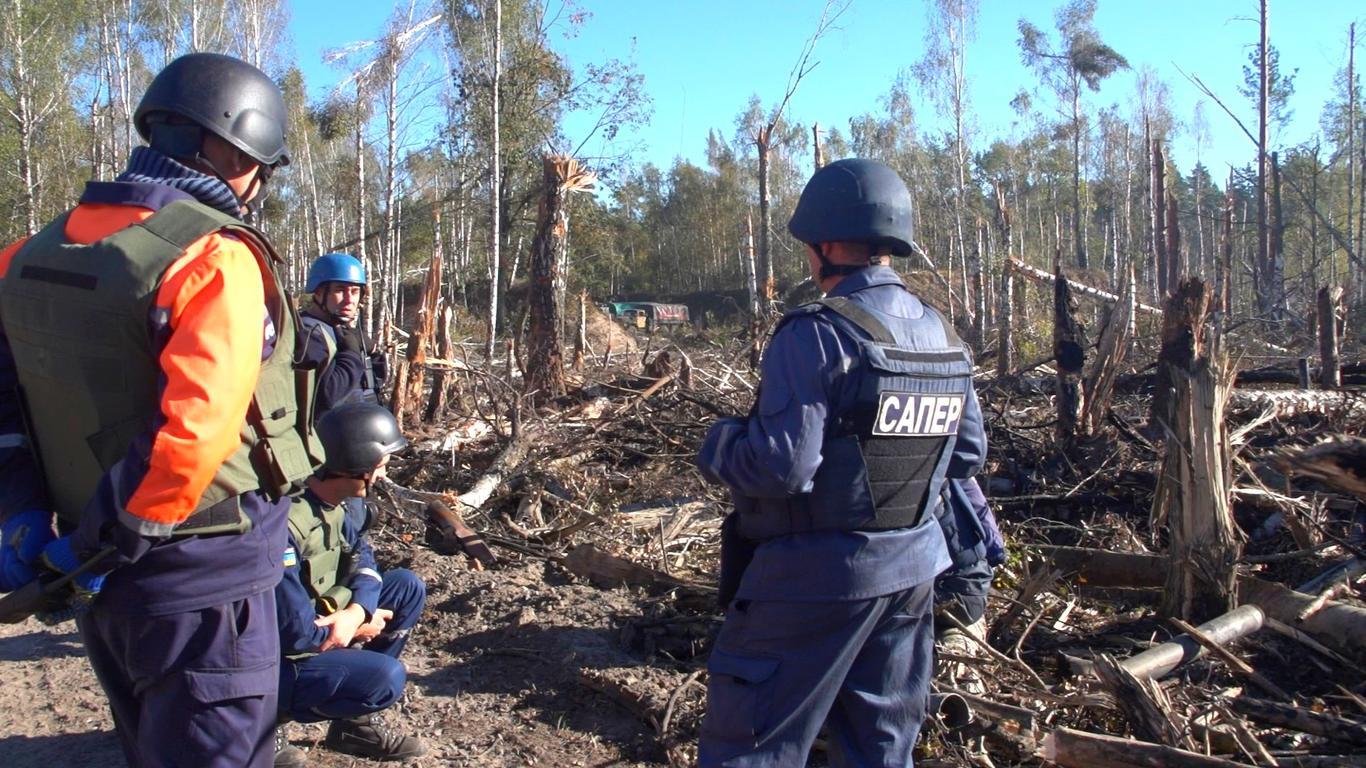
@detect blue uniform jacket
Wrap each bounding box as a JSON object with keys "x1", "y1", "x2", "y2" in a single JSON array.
[
  {"x1": 276, "y1": 490, "x2": 383, "y2": 656},
  {"x1": 298, "y1": 306, "x2": 387, "y2": 415},
  {"x1": 699, "y1": 266, "x2": 984, "y2": 602}
]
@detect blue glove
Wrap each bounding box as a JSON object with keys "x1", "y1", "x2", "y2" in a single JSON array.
[
  {"x1": 39, "y1": 536, "x2": 105, "y2": 605},
  {"x1": 0, "y1": 510, "x2": 55, "y2": 592}
]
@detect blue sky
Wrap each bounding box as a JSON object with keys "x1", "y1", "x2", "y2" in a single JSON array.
[{"x1": 290, "y1": 0, "x2": 1366, "y2": 187}]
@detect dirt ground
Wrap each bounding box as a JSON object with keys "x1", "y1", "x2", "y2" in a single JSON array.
[{"x1": 0, "y1": 540, "x2": 705, "y2": 768}]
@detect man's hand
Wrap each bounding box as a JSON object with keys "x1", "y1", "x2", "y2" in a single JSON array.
[
  {"x1": 0, "y1": 510, "x2": 54, "y2": 592},
  {"x1": 315, "y1": 603, "x2": 367, "y2": 651},
  {"x1": 352, "y1": 607, "x2": 392, "y2": 645},
  {"x1": 39, "y1": 536, "x2": 105, "y2": 606}
]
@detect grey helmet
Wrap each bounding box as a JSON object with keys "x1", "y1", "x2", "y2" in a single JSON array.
[
  {"x1": 788, "y1": 158, "x2": 914, "y2": 256},
  {"x1": 135, "y1": 52, "x2": 290, "y2": 167},
  {"x1": 316, "y1": 403, "x2": 408, "y2": 476}
]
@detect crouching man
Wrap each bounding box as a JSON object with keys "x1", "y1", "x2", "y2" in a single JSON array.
[{"x1": 274, "y1": 402, "x2": 427, "y2": 765}]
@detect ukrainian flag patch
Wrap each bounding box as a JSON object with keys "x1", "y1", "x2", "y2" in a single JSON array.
[{"x1": 283, "y1": 547, "x2": 297, "y2": 568}]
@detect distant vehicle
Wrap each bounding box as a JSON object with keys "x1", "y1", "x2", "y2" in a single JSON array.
[{"x1": 606, "y1": 301, "x2": 691, "y2": 331}]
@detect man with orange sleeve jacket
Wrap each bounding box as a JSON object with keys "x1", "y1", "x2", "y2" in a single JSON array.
[{"x1": 0, "y1": 53, "x2": 319, "y2": 767}]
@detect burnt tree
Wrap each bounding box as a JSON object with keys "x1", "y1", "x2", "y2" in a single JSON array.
[{"x1": 1054, "y1": 260, "x2": 1085, "y2": 440}]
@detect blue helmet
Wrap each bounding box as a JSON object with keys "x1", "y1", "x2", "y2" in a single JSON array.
[{"x1": 305, "y1": 253, "x2": 366, "y2": 292}]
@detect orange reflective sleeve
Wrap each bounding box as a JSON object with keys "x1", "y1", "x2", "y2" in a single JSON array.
[
  {"x1": 0, "y1": 238, "x2": 30, "y2": 279},
  {"x1": 122, "y1": 234, "x2": 265, "y2": 527}
]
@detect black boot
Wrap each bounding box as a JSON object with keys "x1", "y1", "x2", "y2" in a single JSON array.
[
  {"x1": 273, "y1": 724, "x2": 308, "y2": 767},
  {"x1": 324, "y1": 711, "x2": 427, "y2": 762}
]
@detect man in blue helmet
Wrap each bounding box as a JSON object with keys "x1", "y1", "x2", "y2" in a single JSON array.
[
  {"x1": 300, "y1": 252, "x2": 388, "y2": 414},
  {"x1": 696, "y1": 158, "x2": 986, "y2": 767}
]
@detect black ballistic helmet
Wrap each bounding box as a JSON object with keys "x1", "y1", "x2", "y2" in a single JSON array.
[
  {"x1": 788, "y1": 158, "x2": 915, "y2": 256},
  {"x1": 316, "y1": 403, "x2": 408, "y2": 476},
  {"x1": 135, "y1": 52, "x2": 291, "y2": 167}
]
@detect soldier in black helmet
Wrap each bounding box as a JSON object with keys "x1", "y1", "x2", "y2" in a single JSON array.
[
  {"x1": 272, "y1": 403, "x2": 426, "y2": 766},
  {"x1": 0, "y1": 53, "x2": 318, "y2": 767},
  {"x1": 696, "y1": 158, "x2": 986, "y2": 766}
]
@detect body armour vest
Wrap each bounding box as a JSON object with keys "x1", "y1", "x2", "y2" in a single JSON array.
[
  {"x1": 299, "y1": 307, "x2": 380, "y2": 407},
  {"x1": 287, "y1": 495, "x2": 354, "y2": 618},
  {"x1": 0, "y1": 200, "x2": 323, "y2": 533},
  {"x1": 737, "y1": 294, "x2": 974, "y2": 541}
]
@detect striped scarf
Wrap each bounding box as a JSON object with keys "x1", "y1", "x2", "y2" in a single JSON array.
[{"x1": 117, "y1": 146, "x2": 242, "y2": 219}]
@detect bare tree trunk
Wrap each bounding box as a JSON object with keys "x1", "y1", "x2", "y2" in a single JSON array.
[
  {"x1": 1348, "y1": 23, "x2": 1357, "y2": 265},
  {"x1": 1153, "y1": 279, "x2": 1239, "y2": 622},
  {"x1": 423, "y1": 304, "x2": 454, "y2": 423},
  {"x1": 1054, "y1": 260, "x2": 1085, "y2": 441},
  {"x1": 972, "y1": 221, "x2": 986, "y2": 349},
  {"x1": 811, "y1": 122, "x2": 824, "y2": 171},
  {"x1": 756, "y1": 127, "x2": 775, "y2": 303},
  {"x1": 1256, "y1": 0, "x2": 1271, "y2": 316},
  {"x1": 1151, "y1": 137, "x2": 1167, "y2": 297},
  {"x1": 1083, "y1": 263, "x2": 1134, "y2": 434},
  {"x1": 354, "y1": 79, "x2": 371, "y2": 337},
  {"x1": 573, "y1": 289, "x2": 587, "y2": 372},
  {"x1": 1219, "y1": 171, "x2": 1234, "y2": 316},
  {"x1": 1270, "y1": 152, "x2": 1286, "y2": 319},
  {"x1": 395, "y1": 211, "x2": 443, "y2": 429},
  {"x1": 485, "y1": 0, "x2": 503, "y2": 362},
  {"x1": 994, "y1": 184, "x2": 1015, "y2": 377},
  {"x1": 746, "y1": 212, "x2": 762, "y2": 370},
  {"x1": 1071, "y1": 81, "x2": 1087, "y2": 269},
  {"x1": 1318, "y1": 286, "x2": 1343, "y2": 389},
  {"x1": 525, "y1": 156, "x2": 593, "y2": 402}
]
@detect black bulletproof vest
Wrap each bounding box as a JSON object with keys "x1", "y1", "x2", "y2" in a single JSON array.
[{"x1": 738, "y1": 295, "x2": 975, "y2": 541}]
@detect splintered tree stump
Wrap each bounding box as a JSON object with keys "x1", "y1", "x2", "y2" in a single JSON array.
[
  {"x1": 1082, "y1": 262, "x2": 1134, "y2": 435},
  {"x1": 526, "y1": 155, "x2": 594, "y2": 402},
  {"x1": 1152, "y1": 279, "x2": 1239, "y2": 622},
  {"x1": 423, "y1": 303, "x2": 455, "y2": 423},
  {"x1": 1318, "y1": 286, "x2": 1343, "y2": 389}
]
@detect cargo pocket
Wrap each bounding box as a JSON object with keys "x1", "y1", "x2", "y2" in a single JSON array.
[
  {"x1": 184, "y1": 658, "x2": 278, "y2": 704},
  {"x1": 705, "y1": 648, "x2": 780, "y2": 747}
]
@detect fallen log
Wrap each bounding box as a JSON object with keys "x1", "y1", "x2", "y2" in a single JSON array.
[
  {"x1": 1239, "y1": 577, "x2": 1366, "y2": 659},
  {"x1": 1033, "y1": 544, "x2": 1167, "y2": 589},
  {"x1": 562, "y1": 543, "x2": 714, "y2": 598},
  {"x1": 1023, "y1": 546, "x2": 1366, "y2": 660},
  {"x1": 1041, "y1": 727, "x2": 1251, "y2": 767},
  {"x1": 1228, "y1": 389, "x2": 1366, "y2": 420},
  {"x1": 1274, "y1": 437, "x2": 1366, "y2": 501},
  {"x1": 1008, "y1": 258, "x2": 1163, "y2": 315},
  {"x1": 1229, "y1": 697, "x2": 1366, "y2": 747}
]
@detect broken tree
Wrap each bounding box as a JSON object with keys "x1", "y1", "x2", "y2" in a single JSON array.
[
  {"x1": 525, "y1": 155, "x2": 595, "y2": 402},
  {"x1": 1054, "y1": 260, "x2": 1085, "y2": 440},
  {"x1": 1151, "y1": 279, "x2": 1240, "y2": 622}
]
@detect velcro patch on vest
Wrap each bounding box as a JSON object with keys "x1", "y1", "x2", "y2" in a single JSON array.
[{"x1": 872, "y1": 392, "x2": 964, "y2": 436}]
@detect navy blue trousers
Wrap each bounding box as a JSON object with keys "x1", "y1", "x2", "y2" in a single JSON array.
[
  {"x1": 278, "y1": 568, "x2": 425, "y2": 723},
  {"x1": 79, "y1": 588, "x2": 281, "y2": 768},
  {"x1": 699, "y1": 580, "x2": 936, "y2": 768}
]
